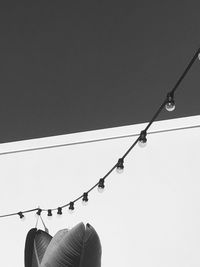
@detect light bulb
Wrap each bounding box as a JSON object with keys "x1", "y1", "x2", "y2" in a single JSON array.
[
  {"x1": 18, "y1": 212, "x2": 25, "y2": 221},
  {"x1": 165, "y1": 102, "x2": 175, "y2": 111},
  {"x1": 82, "y1": 199, "x2": 88, "y2": 206},
  {"x1": 68, "y1": 208, "x2": 74, "y2": 214},
  {"x1": 116, "y1": 158, "x2": 124, "y2": 174},
  {"x1": 36, "y1": 208, "x2": 42, "y2": 217},
  {"x1": 97, "y1": 186, "x2": 105, "y2": 193},
  {"x1": 21, "y1": 216, "x2": 26, "y2": 221},
  {"x1": 98, "y1": 178, "x2": 105, "y2": 193},
  {"x1": 138, "y1": 140, "x2": 147, "y2": 148},
  {"x1": 138, "y1": 130, "x2": 147, "y2": 148},
  {"x1": 165, "y1": 93, "x2": 175, "y2": 112},
  {"x1": 47, "y1": 209, "x2": 52, "y2": 219},
  {"x1": 116, "y1": 167, "x2": 124, "y2": 174},
  {"x1": 68, "y1": 202, "x2": 75, "y2": 214},
  {"x1": 82, "y1": 193, "x2": 89, "y2": 206},
  {"x1": 57, "y1": 207, "x2": 62, "y2": 216}
]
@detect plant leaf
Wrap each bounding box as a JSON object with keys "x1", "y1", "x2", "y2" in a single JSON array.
[
  {"x1": 40, "y1": 222, "x2": 101, "y2": 267},
  {"x1": 24, "y1": 228, "x2": 52, "y2": 267}
]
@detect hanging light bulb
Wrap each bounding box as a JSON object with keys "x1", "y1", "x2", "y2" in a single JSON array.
[
  {"x1": 18, "y1": 211, "x2": 25, "y2": 221},
  {"x1": 138, "y1": 130, "x2": 147, "y2": 148},
  {"x1": 68, "y1": 202, "x2": 75, "y2": 214},
  {"x1": 47, "y1": 209, "x2": 52, "y2": 219},
  {"x1": 36, "y1": 208, "x2": 42, "y2": 217},
  {"x1": 57, "y1": 207, "x2": 62, "y2": 215},
  {"x1": 82, "y1": 192, "x2": 89, "y2": 206},
  {"x1": 98, "y1": 178, "x2": 105, "y2": 193},
  {"x1": 116, "y1": 158, "x2": 124, "y2": 173},
  {"x1": 165, "y1": 93, "x2": 175, "y2": 112}
]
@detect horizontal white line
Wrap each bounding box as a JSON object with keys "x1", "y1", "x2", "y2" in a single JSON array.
[{"x1": 0, "y1": 124, "x2": 199, "y2": 156}]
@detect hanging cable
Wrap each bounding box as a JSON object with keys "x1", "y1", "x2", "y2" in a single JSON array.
[{"x1": 0, "y1": 47, "x2": 199, "y2": 220}]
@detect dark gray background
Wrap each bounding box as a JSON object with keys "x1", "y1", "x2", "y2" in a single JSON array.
[{"x1": 0, "y1": 1, "x2": 200, "y2": 143}]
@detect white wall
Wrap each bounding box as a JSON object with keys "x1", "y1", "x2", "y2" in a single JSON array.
[{"x1": 0, "y1": 115, "x2": 200, "y2": 267}]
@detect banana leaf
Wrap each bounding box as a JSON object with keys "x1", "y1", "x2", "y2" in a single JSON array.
[
  {"x1": 24, "y1": 228, "x2": 52, "y2": 267},
  {"x1": 40, "y1": 222, "x2": 102, "y2": 267}
]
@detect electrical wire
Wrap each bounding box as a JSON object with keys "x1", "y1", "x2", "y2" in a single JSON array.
[{"x1": 0, "y1": 47, "x2": 199, "y2": 219}]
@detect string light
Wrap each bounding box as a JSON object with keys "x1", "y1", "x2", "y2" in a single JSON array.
[
  {"x1": 165, "y1": 92, "x2": 175, "y2": 112},
  {"x1": 82, "y1": 192, "x2": 89, "y2": 206},
  {"x1": 18, "y1": 212, "x2": 25, "y2": 220},
  {"x1": 36, "y1": 208, "x2": 42, "y2": 217},
  {"x1": 138, "y1": 130, "x2": 147, "y2": 147},
  {"x1": 68, "y1": 202, "x2": 75, "y2": 214},
  {"x1": 116, "y1": 158, "x2": 124, "y2": 173},
  {"x1": 57, "y1": 207, "x2": 62, "y2": 215},
  {"x1": 47, "y1": 209, "x2": 52, "y2": 217},
  {"x1": 0, "y1": 47, "x2": 199, "y2": 221},
  {"x1": 98, "y1": 178, "x2": 105, "y2": 193}
]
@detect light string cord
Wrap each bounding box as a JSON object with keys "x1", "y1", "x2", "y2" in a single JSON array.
[{"x1": 0, "y1": 47, "x2": 199, "y2": 219}]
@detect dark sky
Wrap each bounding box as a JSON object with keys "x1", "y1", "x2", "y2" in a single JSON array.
[{"x1": 0, "y1": 1, "x2": 200, "y2": 143}]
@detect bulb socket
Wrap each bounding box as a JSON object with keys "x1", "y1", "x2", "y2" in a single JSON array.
[
  {"x1": 36, "y1": 208, "x2": 42, "y2": 216},
  {"x1": 18, "y1": 211, "x2": 24, "y2": 219},
  {"x1": 98, "y1": 178, "x2": 105, "y2": 189},
  {"x1": 82, "y1": 192, "x2": 88, "y2": 202},
  {"x1": 116, "y1": 158, "x2": 124, "y2": 173},
  {"x1": 69, "y1": 202, "x2": 74, "y2": 211},
  {"x1": 47, "y1": 209, "x2": 52, "y2": 216},
  {"x1": 57, "y1": 207, "x2": 62, "y2": 215}
]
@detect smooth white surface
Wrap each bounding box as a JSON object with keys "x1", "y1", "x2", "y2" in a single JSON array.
[{"x1": 0, "y1": 115, "x2": 200, "y2": 267}]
